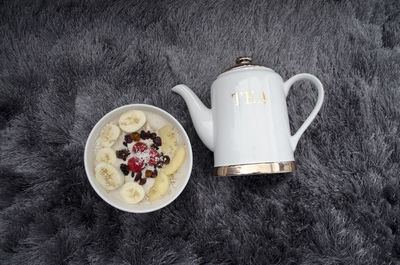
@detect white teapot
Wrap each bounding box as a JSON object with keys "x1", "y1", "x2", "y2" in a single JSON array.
[{"x1": 172, "y1": 56, "x2": 324, "y2": 176}]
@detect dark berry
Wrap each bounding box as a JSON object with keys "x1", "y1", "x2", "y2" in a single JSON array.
[
  {"x1": 139, "y1": 178, "x2": 146, "y2": 185},
  {"x1": 120, "y1": 164, "x2": 130, "y2": 175},
  {"x1": 145, "y1": 170, "x2": 153, "y2": 178},
  {"x1": 150, "y1": 132, "x2": 157, "y2": 139},
  {"x1": 151, "y1": 144, "x2": 159, "y2": 150},
  {"x1": 130, "y1": 132, "x2": 140, "y2": 141},
  {"x1": 153, "y1": 136, "x2": 162, "y2": 146},
  {"x1": 134, "y1": 171, "x2": 142, "y2": 181},
  {"x1": 156, "y1": 161, "x2": 164, "y2": 168},
  {"x1": 152, "y1": 169, "x2": 158, "y2": 177},
  {"x1": 123, "y1": 141, "x2": 127, "y2": 147},
  {"x1": 145, "y1": 131, "x2": 151, "y2": 139},
  {"x1": 163, "y1": 155, "x2": 170, "y2": 164},
  {"x1": 140, "y1": 130, "x2": 150, "y2": 140},
  {"x1": 124, "y1": 134, "x2": 133, "y2": 144},
  {"x1": 116, "y1": 149, "x2": 130, "y2": 161}
]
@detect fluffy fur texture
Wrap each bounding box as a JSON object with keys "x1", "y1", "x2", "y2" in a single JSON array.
[{"x1": 1, "y1": 0, "x2": 400, "y2": 264}]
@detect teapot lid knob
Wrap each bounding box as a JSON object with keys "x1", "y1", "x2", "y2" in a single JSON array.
[
  {"x1": 222, "y1": 56, "x2": 265, "y2": 73},
  {"x1": 235, "y1": 56, "x2": 252, "y2": 65}
]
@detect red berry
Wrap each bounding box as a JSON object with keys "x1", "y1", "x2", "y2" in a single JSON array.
[
  {"x1": 132, "y1": 142, "x2": 148, "y2": 153},
  {"x1": 128, "y1": 157, "x2": 144, "y2": 172},
  {"x1": 148, "y1": 148, "x2": 160, "y2": 165}
]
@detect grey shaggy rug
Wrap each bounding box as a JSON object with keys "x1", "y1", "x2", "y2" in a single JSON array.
[{"x1": 1, "y1": 0, "x2": 400, "y2": 264}]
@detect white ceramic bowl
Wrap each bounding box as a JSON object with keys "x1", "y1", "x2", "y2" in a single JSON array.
[{"x1": 84, "y1": 104, "x2": 193, "y2": 213}]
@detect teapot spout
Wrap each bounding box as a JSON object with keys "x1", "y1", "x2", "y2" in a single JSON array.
[{"x1": 172, "y1": 84, "x2": 214, "y2": 151}]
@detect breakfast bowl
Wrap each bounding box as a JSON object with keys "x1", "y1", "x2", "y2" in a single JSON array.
[{"x1": 84, "y1": 104, "x2": 193, "y2": 213}]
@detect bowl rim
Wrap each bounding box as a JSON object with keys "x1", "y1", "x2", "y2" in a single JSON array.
[{"x1": 84, "y1": 104, "x2": 193, "y2": 213}]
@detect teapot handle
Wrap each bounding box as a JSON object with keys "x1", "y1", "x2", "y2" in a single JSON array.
[{"x1": 283, "y1": 73, "x2": 324, "y2": 151}]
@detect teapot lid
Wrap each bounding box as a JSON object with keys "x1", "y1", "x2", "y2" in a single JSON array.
[{"x1": 223, "y1": 56, "x2": 264, "y2": 72}]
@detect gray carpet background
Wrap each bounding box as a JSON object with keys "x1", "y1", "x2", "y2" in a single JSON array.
[{"x1": 1, "y1": 0, "x2": 400, "y2": 264}]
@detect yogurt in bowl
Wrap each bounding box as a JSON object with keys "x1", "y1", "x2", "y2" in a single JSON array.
[{"x1": 84, "y1": 104, "x2": 193, "y2": 213}]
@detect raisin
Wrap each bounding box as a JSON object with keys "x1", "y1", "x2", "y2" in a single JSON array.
[
  {"x1": 163, "y1": 155, "x2": 170, "y2": 164},
  {"x1": 116, "y1": 149, "x2": 130, "y2": 160},
  {"x1": 151, "y1": 144, "x2": 159, "y2": 150},
  {"x1": 145, "y1": 170, "x2": 153, "y2": 178},
  {"x1": 150, "y1": 132, "x2": 157, "y2": 139},
  {"x1": 156, "y1": 161, "x2": 164, "y2": 168},
  {"x1": 134, "y1": 171, "x2": 142, "y2": 181},
  {"x1": 152, "y1": 169, "x2": 158, "y2": 177},
  {"x1": 120, "y1": 164, "x2": 130, "y2": 175},
  {"x1": 140, "y1": 130, "x2": 146, "y2": 139},
  {"x1": 153, "y1": 136, "x2": 162, "y2": 146},
  {"x1": 139, "y1": 178, "x2": 146, "y2": 185},
  {"x1": 123, "y1": 141, "x2": 127, "y2": 147},
  {"x1": 124, "y1": 134, "x2": 133, "y2": 144},
  {"x1": 130, "y1": 132, "x2": 141, "y2": 141}
]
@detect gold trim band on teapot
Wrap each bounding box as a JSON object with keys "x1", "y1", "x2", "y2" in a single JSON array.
[{"x1": 214, "y1": 161, "x2": 296, "y2": 176}]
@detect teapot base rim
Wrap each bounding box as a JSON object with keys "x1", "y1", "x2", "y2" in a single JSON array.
[{"x1": 214, "y1": 161, "x2": 296, "y2": 176}]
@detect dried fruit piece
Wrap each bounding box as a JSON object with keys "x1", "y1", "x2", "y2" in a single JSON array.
[
  {"x1": 153, "y1": 136, "x2": 162, "y2": 146},
  {"x1": 139, "y1": 178, "x2": 147, "y2": 185},
  {"x1": 120, "y1": 164, "x2": 130, "y2": 175},
  {"x1": 145, "y1": 170, "x2": 153, "y2": 178},
  {"x1": 151, "y1": 144, "x2": 159, "y2": 150},
  {"x1": 116, "y1": 149, "x2": 130, "y2": 161},
  {"x1": 130, "y1": 132, "x2": 141, "y2": 141},
  {"x1": 140, "y1": 130, "x2": 151, "y2": 140},
  {"x1": 134, "y1": 171, "x2": 142, "y2": 181},
  {"x1": 125, "y1": 134, "x2": 133, "y2": 144},
  {"x1": 163, "y1": 155, "x2": 170, "y2": 165},
  {"x1": 152, "y1": 169, "x2": 158, "y2": 178},
  {"x1": 150, "y1": 132, "x2": 157, "y2": 139}
]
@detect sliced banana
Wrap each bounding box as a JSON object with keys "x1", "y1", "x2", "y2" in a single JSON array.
[
  {"x1": 148, "y1": 171, "x2": 169, "y2": 202},
  {"x1": 158, "y1": 125, "x2": 178, "y2": 157},
  {"x1": 95, "y1": 162, "x2": 124, "y2": 190},
  {"x1": 100, "y1": 124, "x2": 120, "y2": 147},
  {"x1": 119, "y1": 110, "x2": 146, "y2": 132},
  {"x1": 120, "y1": 182, "x2": 145, "y2": 204},
  {"x1": 162, "y1": 145, "x2": 186, "y2": 176},
  {"x1": 96, "y1": 148, "x2": 116, "y2": 164}
]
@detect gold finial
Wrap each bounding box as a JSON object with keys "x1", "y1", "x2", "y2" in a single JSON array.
[{"x1": 235, "y1": 56, "x2": 252, "y2": 65}]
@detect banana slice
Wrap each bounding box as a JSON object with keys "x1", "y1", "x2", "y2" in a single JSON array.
[
  {"x1": 96, "y1": 148, "x2": 116, "y2": 164},
  {"x1": 119, "y1": 110, "x2": 146, "y2": 132},
  {"x1": 158, "y1": 125, "x2": 178, "y2": 157},
  {"x1": 100, "y1": 124, "x2": 120, "y2": 147},
  {"x1": 95, "y1": 162, "x2": 124, "y2": 190},
  {"x1": 162, "y1": 146, "x2": 186, "y2": 176},
  {"x1": 148, "y1": 171, "x2": 169, "y2": 202},
  {"x1": 120, "y1": 182, "x2": 145, "y2": 204}
]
